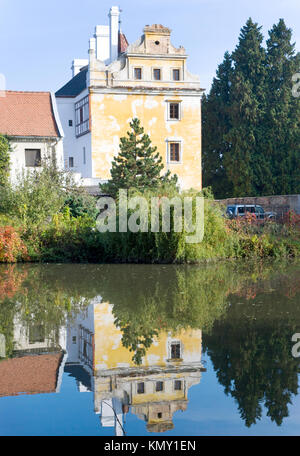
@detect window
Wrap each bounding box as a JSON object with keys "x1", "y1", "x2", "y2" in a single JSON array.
[
  {"x1": 137, "y1": 382, "x2": 145, "y2": 394},
  {"x1": 156, "y1": 381, "x2": 164, "y2": 392},
  {"x1": 238, "y1": 206, "x2": 245, "y2": 215},
  {"x1": 83, "y1": 147, "x2": 86, "y2": 165},
  {"x1": 72, "y1": 336, "x2": 77, "y2": 344},
  {"x1": 79, "y1": 325, "x2": 93, "y2": 369},
  {"x1": 171, "y1": 342, "x2": 181, "y2": 359},
  {"x1": 169, "y1": 102, "x2": 180, "y2": 120},
  {"x1": 69, "y1": 120, "x2": 73, "y2": 127},
  {"x1": 75, "y1": 96, "x2": 89, "y2": 137},
  {"x1": 29, "y1": 324, "x2": 45, "y2": 344},
  {"x1": 69, "y1": 157, "x2": 74, "y2": 168},
  {"x1": 169, "y1": 143, "x2": 180, "y2": 162},
  {"x1": 153, "y1": 68, "x2": 161, "y2": 80},
  {"x1": 173, "y1": 69, "x2": 180, "y2": 81},
  {"x1": 25, "y1": 149, "x2": 41, "y2": 167},
  {"x1": 157, "y1": 413, "x2": 162, "y2": 419},
  {"x1": 134, "y1": 68, "x2": 142, "y2": 80},
  {"x1": 174, "y1": 380, "x2": 182, "y2": 391}
]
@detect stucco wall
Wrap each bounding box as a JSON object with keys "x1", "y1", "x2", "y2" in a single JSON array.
[
  {"x1": 90, "y1": 92, "x2": 202, "y2": 190},
  {"x1": 9, "y1": 138, "x2": 63, "y2": 184}
]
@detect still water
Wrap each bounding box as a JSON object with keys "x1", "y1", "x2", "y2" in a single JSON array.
[{"x1": 0, "y1": 260, "x2": 300, "y2": 436}]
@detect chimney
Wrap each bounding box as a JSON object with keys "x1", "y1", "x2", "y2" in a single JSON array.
[
  {"x1": 109, "y1": 6, "x2": 121, "y2": 62},
  {"x1": 71, "y1": 59, "x2": 89, "y2": 77},
  {"x1": 94, "y1": 25, "x2": 110, "y2": 62}
]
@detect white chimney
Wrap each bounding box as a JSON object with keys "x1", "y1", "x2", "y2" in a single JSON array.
[
  {"x1": 94, "y1": 25, "x2": 110, "y2": 62},
  {"x1": 109, "y1": 6, "x2": 120, "y2": 63},
  {"x1": 71, "y1": 59, "x2": 89, "y2": 77}
]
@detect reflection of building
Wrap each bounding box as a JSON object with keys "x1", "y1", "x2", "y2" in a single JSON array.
[
  {"x1": 0, "y1": 315, "x2": 67, "y2": 397},
  {"x1": 65, "y1": 301, "x2": 205, "y2": 435},
  {"x1": 13, "y1": 314, "x2": 66, "y2": 356}
]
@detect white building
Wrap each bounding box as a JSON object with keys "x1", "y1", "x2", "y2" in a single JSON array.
[
  {"x1": 0, "y1": 91, "x2": 64, "y2": 184},
  {"x1": 55, "y1": 6, "x2": 125, "y2": 185}
]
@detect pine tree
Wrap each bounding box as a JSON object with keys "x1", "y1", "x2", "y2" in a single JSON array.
[
  {"x1": 202, "y1": 52, "x2": 234, "y2": 198},
  {"x1": 264, "y1": 19, "x2": 300, "y2": 195},
  {"x1": 100, "y1": 118, "x2": 177, "y2": 198},
  {"x1": 0, "y1": 135, "x2": 10, "y2": 187},
  {"x1": 226, "y1": 18, "x2": 267, "y2": 197},
  {"x1": 202, "y1": 17, "x2": 300, "y2": 198}
]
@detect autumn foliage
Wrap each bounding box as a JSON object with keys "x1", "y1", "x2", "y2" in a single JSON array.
[{"x1": 0, "y1": 226, "x2": 28, "y2": 263}]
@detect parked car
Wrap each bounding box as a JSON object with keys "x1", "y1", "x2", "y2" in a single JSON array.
[{"x1": 226, "y1": 204, "x2": 276, "y2": 220}]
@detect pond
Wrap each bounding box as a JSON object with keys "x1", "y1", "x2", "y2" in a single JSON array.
[{"x1": 0, "y1": 260, "x2": 300, "y2": 436}]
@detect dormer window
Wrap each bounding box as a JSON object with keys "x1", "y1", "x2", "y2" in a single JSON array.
[
  {"x1": 134, "y1": 68, "x2": 142, "y2": 80},
  {"x1": 153, "y1": 68, "x2": 161, "y2": 81}
]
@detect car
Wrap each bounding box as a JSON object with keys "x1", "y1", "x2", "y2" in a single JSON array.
[{"x1": 226, "y1": 204, "x2": 276, "y2": 220}]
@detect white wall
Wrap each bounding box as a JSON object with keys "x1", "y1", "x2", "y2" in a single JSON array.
[
  {"x1": 9, "y1": 137, "x2": 64, "y2": 185},
  {"x1": 56, "y1": 90, "x2": 93, "y2": 179}
]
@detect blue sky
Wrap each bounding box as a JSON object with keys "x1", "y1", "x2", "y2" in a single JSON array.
[
  {"x1": 1, "y1": 355, "x2": 300, "y2": 436},
  {"x1": 0, "y1": 0, "x2": 299, "y2": 94}
]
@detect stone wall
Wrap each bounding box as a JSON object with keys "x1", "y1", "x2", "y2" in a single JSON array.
[{"x1": 215, "y1": 194, "x2": 300, "y2": 218}]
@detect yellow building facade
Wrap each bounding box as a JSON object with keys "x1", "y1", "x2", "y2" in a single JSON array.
[{"x1": 56, "y1": 7, "x2": 203, "y2": 191}]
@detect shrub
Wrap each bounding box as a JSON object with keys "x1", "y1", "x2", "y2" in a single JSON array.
[
  {"x1": 0, "y1": 160, "x2": 75, "y2": 228},
  {"x1": 38, "y1": 208, "x2": 104, "y2": 262},
  {"x1": 0, "y1": 226, "x2": 28, "y2": 262},
  {"x1": 0, "y1": 135, "x2": 10, "y2": 187},
  {"x1": 63, "y1": 191, "x2": 99, "y2": 219}
]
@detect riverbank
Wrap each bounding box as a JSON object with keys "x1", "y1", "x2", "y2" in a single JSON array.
[
  {"x1": 1, "y1": 168, "x2": 299, "y2": 264},
  {"x1": 1, "y1": 207, "x2": 300, "y2": 264}
]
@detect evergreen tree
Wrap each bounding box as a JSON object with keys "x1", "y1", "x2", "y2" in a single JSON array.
[
  {"x1": 225, "y1": 18, "x2": 267, "y2": 197},
  {"x1": 202, "y1": 17, "x2": 299, "y2": 198},
  {"x1": 0, "y1": 135, "x2": 10, "y2": 187},
  {"x1": 202, "y1": 52, "x2": 234, "y2": 198},
  {"x1": 100, "y1": 118, "x2": 177, "y2": 198},
  {"x1": 263, "y1": 19, "x2": 300, "y2": 195}
]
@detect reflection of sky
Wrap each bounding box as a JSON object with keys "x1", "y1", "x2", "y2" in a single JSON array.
[{"x1": 1, "y1": 354, "x2": 300, "y2": 436}]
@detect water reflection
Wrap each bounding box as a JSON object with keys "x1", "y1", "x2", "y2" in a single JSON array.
[
  {"x1": 66, "y1": 302, "x2": 205, "y2": 435},
  {"x1": 0, "y1": 260, "x2": 300, "y2": 435}
]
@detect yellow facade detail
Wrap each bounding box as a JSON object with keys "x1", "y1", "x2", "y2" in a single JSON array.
[{"x1": 88, "y1": 23, "x2": 203, "y2": 190}]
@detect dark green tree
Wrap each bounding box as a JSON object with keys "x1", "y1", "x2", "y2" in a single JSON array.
[
  {"x1": 225, "y1": 18, "x2": 267, "y2": 197},
  {"x1": 0, "y1": 135, "x2": 10, "y2": 187},
  {"x1": 202, "y1": 52, "x2": 234, "y2": 198},
  {"x1": 100, "y1": 118, "x2": 177, "y2": 198},
  {"x1": 202, "y1": 18, "x2": 299, "y2": 198},
  {"x1": 263, "y1": 19, "x2": 300, "y2": 195}
]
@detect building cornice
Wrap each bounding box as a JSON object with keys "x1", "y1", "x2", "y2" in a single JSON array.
[
  {"x1": 7, "y1": 135, "x2": 60, "y2": 142},
  {"x1": 89, "y1": 86, "x2": 205, "y2": 97},
  {"x1": 126, "y1": 53, "x2": 188, "y2": 60}
]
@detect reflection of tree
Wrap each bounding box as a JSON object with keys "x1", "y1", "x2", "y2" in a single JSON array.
[
  {"x1": 203, "y1": 281, "x2": 300, "y2": 427},
  {"x1": 99, "y1": 263, "x2": 270, "y2": 365},
  {"x1": 0, "y1": 265, "x2": 93, "y2": 358}
]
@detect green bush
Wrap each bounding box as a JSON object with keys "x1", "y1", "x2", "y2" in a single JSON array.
[{"x1": 63, "y1": 191, "x2": 99, "y2": 219}]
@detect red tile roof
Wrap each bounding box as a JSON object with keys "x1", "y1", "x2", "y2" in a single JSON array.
[
  {"x1": 118, "y1": 32, "x2": 129, "y2": 54},
  {"x1": 0, "y1": 91, "x2": 59, "y2": 137},
  {"x1": 0, "y1": 352, "x2": 63, "y2": 397}
]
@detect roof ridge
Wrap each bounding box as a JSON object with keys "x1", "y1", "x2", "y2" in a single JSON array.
[{"x1": 4, "y1": 90, "x2": 51, "y2": 94}]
